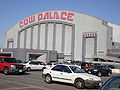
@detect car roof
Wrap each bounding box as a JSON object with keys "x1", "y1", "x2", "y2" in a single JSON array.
[
  {"x1": 56, "y1": 64, "x2": 79, "y2": 67},
  {"x1": 93, "y1": 65, "x2": 107, "y2": 67}
]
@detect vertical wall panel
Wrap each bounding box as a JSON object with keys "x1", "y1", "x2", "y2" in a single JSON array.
[
  {"x1": 55, "y1": 24, "x2": 62, "y2": 52},
  {"x1": 26, "y1": 28, "x2": 31, "y2": 49},
  {"x1": 47, "y1": 23, "x2": 54, "y2": 50},
  {"x1": 64, "y1": 25, "x2": 72, "y2": 54},
  {"x1": 40, "y1": 24, "x2": 45, "y2": 50},
  {"x1": 20, "y1": 31, "x2": 25, "y2": 48},
  {"x1": 33, "y1": 25, "x2": 38, "y2": 49},
  {"x1": 86, "y1": 38, "x2": 94, "y2": 58},
  {"x1": 8, "y1": 42, "x2": 13, "y2": 48}
]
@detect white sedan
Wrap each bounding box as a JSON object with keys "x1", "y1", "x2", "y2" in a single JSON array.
[
  {"x1": 42, "y1": 64, "x2": 102, "y2": 89},
  {"x1": 21, "y1": 61, "x2": 46, "y2": 71}
]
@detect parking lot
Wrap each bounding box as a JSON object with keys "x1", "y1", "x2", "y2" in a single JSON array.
[{"x1": 0, "y1": 71, "x2": 117, "y2": 90}]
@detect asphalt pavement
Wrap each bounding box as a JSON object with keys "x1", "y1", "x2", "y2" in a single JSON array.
[{"x1": 0, "y1": 71, "x2": 117, "y2": 90}]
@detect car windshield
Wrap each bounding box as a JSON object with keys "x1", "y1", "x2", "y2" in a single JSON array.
[
  {"x1": 4, "y1": 58, "x2": 17, "y2": 63},
  {"x1": 21, "y1": 61, "x2": 29, "y2": 64},
  {"x1": 69, "y1": 66, "x2": 85, "y2": 73}
]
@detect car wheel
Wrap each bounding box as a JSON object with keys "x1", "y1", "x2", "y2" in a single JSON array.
[
  {"x1": 108, "y1": 72, "x2": 111, "y2": 77},
  {"x1": 4, "y1": 67, "x2": 9, "y2": 75},
  {"x1": 27, "y1": 67, "x2": 31, "y2": 72},
  {"x1": 74, "y1": 79, "x2": 85, "y2": 89},
  {"x1": 45, "y1": 74, "x2": 52, "y2": 83},
  {"x1": 98, "y1": 72, "x2": 102, "y2": 77}
]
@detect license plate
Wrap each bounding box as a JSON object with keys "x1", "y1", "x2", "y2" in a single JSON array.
[{"x1": 19, "y1": 70, "x2": 22, "y2": 72}]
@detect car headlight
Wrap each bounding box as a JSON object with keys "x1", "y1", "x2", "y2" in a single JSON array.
[
  {"x1": 94, "y1": 69, "x2": 98, "y2": 72},
  {"x1": 86, "y1": 78, "x2": 94, "y2": 81},
  {"x1": 11, "y1": 65, "x2": 16, "y2": 69}
]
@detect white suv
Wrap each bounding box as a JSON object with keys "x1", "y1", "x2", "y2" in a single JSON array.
[
  {"x1": 21, "y1": 61, "x2": 45, "y2": 71},
  {"x1": 43, "y1": 64, "x2": 102, "y2": 89}
]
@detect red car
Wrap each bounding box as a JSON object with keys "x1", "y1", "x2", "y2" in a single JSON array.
[
  {"x1": 81, "y1": 62, "x2": 93, "y2": 70},
  {"x1": 0, "y1": 56, "x2": 26, "y2": 75}
]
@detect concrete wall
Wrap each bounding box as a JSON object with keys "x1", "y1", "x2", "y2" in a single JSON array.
[{"x1": 108, "y1": 23, "x2": 120, "y2": 43}]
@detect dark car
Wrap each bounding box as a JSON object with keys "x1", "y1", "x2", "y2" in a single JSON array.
[
  {"x1": 86, "y1": 65, "x2": 112, "y2": 77},
  {"x1": 99, "y1": 74, "x2": 120, "y2": 90},
  {"x1": 106, "y1": 65, "x2": 115, "y2": 69}
]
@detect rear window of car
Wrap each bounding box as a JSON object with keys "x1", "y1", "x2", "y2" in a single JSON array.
[{"x1": 21, "y1": 61, "x2": 29, "y2": 64}]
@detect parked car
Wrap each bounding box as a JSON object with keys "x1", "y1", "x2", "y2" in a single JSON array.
[
  {"x1": 106, "y1": 64, "x2": 115, "y2": 69},
  {"x1": 21, "y1": 61, "x2": 46, "y2": 71},
  {"x1": 81, "y1": 62, "x2": 93, "y2": 70},
  {"x1": 45, "y1": 61, "x2": 57, "y2": 69},
  {"x1": 0, "y1": 56, "x2": 26, "y2": 75},
  {"x1": 86, "y1": 65, "x2": 112, "y2": 77},
  {"x1": 42, "y1": 64, "x2": 102, "y2": 89},
  {"x1": 99, "y1": 74, "x2": 120, "y2": 90}
]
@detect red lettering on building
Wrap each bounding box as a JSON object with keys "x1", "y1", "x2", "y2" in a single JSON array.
[
  {"x1": 19, "y1": 21, "x2": 24, "y2": 28},
  {"x1": 19, "y1": 11, "x2": 74, "y2": 28},
  {"x1": 19, "y1": 15, "x2": 36, "y2": 28},
  {"x1": 29, "y1": 16, "x2": 35, "y2": 23},
  {"x1": 24, "y1": 19, "x2": 28, "y2": 25},
  {"x1": 53, "y1": 12, "x2": 59, "y2": 19},
  {"x1": 61, "y1": 12, "x2": 67, "y2": 20},
  {"x1": 49, "y1": 12, "x2": 53, "y2": 19},
  {"x1": 43, "y1": 12, "x2": 49, "y2": 20},
  {"x1": 67, "y1": 13, "x2": 74, "y2": 21},
  {"x1": 38, "y1": 14, "x2": 43, "y2": 21}
]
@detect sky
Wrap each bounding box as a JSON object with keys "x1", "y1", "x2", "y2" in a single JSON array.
[{"x1": 0, "y1": 0, "x2": 120, "y2": 48}]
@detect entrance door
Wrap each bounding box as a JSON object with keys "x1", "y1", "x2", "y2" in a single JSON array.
[{"x1": 82, "y1": 32, "x2": 97, "y2": 62}]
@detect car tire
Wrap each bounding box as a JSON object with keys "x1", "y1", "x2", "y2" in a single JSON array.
[
  {"x1": 27, "y1": 67, "x2": 31, "y2": 72},
  {"x1": 4, "y1": 67, "x2": 9, "y2": 75},
  {"x1": 74, "y1": 79, "x2": 85, "y2": 89},
  {"x1": 98, "y1": 72, "x2": 102, "y2": 77},
  {"x1": 45, "y1": 74, "x2": 52, "y2": 84}
]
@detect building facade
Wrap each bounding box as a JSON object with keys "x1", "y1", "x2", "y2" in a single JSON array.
[{"x1": 2, "y1": 10, "x2": 120, "y2": 62}]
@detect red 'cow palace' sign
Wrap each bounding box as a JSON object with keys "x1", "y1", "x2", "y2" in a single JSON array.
[{"x1": 19, "y1": 11, "x2": 75, "y2": 28}]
